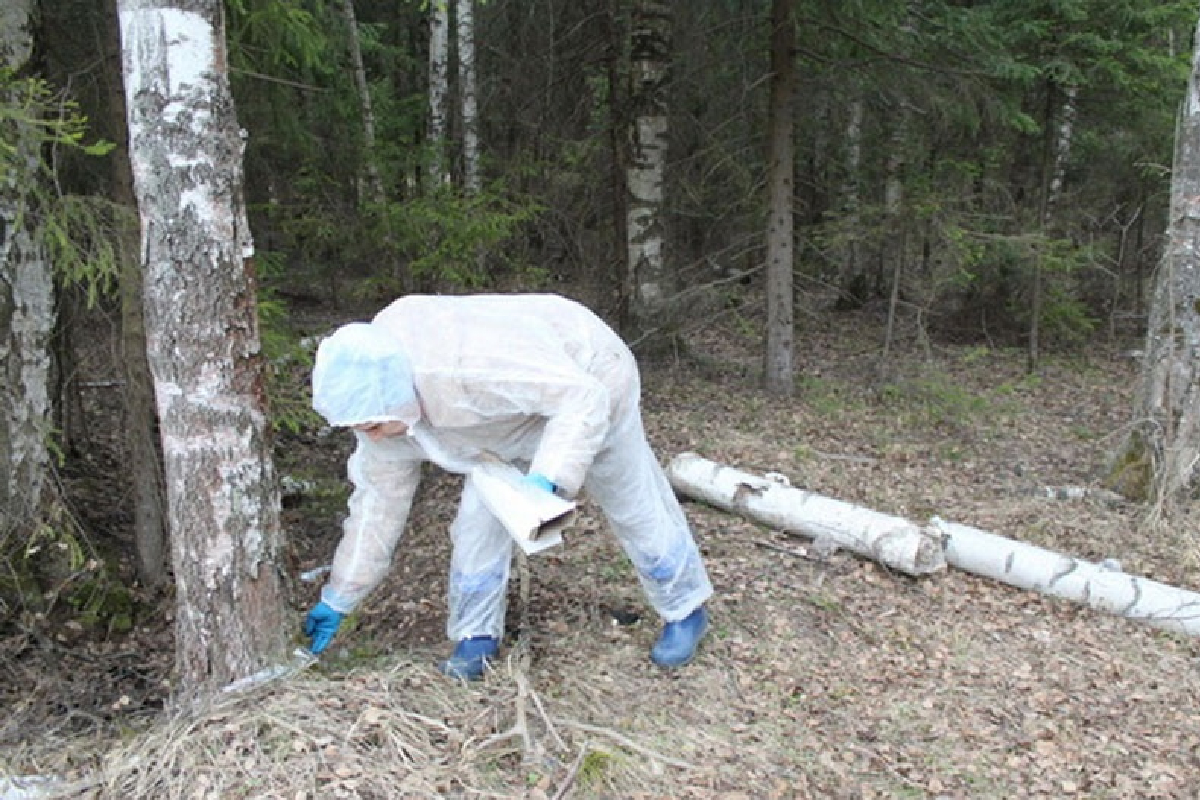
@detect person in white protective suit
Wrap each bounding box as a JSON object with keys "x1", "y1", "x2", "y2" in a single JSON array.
[{"x1": 303, "y1": 293, "x2": 714, "y2": 679}]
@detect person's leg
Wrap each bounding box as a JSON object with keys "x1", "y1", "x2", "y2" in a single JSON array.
[
  {"x1": 583, "y1": 412, "x2": 714, "y2": 665},
  {"x1": 442, "y1": 475, "x2": 512, "y2": 678}
]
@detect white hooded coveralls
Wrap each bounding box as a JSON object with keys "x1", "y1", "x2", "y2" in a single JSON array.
[{"x1": 312, "y1": 294, "x2": 713, "y2": 641}]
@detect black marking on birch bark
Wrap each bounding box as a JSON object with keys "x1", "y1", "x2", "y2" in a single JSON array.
[
  {"x1": 1048, "y1": 559, "x2": 1079, "y2": 587},
  {"x1": 1121, "y1": 578, "x2": 1142, "y2": 615}
]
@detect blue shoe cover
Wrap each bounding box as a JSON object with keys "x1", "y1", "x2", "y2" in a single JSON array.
[
  {"x1": 650, "y1": 606, "x2": 708, "y2": 668},
  {"x1": 439, "y1": 636, "x2": 499, "y2": 681}
]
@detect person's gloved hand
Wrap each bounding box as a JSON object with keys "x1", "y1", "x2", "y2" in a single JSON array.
[
  {"x1": 522, "y1": 472, "x2": 556, "y2": 495},
  {"x1": 303, "y1": 600, "x2": 345, "y2": 655}
]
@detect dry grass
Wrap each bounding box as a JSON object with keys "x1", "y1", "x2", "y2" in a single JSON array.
[{"x1": 15, "y1": 652, "x2": 713, "y2": 800}]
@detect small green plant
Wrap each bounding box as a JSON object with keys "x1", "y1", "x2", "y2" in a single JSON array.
[
  {"x1": 579, "y1": 749, "x2": 614, "y2": 786},
  {"x1": 1, "y1": 69, "x2": 120, "y2": 307}
]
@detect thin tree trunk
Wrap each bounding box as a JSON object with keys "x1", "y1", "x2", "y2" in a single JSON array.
[
  {"x1": 340, "y1": 0, "x2": 407, "y2": 292},
  {"x1": 1029, "y1": 83, "x2": 1077, "y2": 374},
  {"x1": 839, "y1": 95, "x2": 864, "y2": 300},
  {"x1": 119, "y1": 0, "x2": 290, "y2": 697},
  {"x1": 104, "y1": 0, "x2": 168, "y2": 588},
  {"x1": 457, "y1": 0, "x2": 480, "y2": 194},
  {"x1": 0, "y1": 0, "x2": 56, "y2": 533},
  {"x1": 339, "y1": 0, "x2": 385, "y2": 206},
  {"x1": 606, "y1": 0, "x2": 631, "y2": 326},
  {"x1": 879, "y1": 121, "x2": 906, "y2": 378},
  {"x1": 626, "y1": 0, "x2": 672, "y2": 341},
  {"x1": 763, "y1": 0, "x2": 796, "y2": 396},
  {"x1": 428, "y1": 0, "x2": 451, "y2": 188}
]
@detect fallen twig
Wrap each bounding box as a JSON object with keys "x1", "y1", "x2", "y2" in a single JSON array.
[
  {"x1": 551, "y1": 743, "x2": 590, "y2": 800},
  {"x1": 557, "y1": 720, "x2": 697, "y2": 770}
]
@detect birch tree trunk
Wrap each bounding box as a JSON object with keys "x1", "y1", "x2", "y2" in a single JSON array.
[
  {"x1": 933, "y1": 517, "x2": 1200, "y2": 637},
  {"x1": 763, "y1": 0, "x2": 796, "y2": 396},
  {"x1": 626, "y1": 0, "x2": 672, "y2": 340},
  {"x1": 457, "y1": 0, "x2": 480, "y2": 194},
  {"x1": 1029, "y1": 83, "x2": 1078, "y2": 374},
  {"x1": 666, "y1": 453, "x2": 946, "y2": 576},
  {"x1": 428, "y1": 0, "x2": 451, "y2": 188},
  {"x1": 119, "y1": 0, "x2": 290, "y2": 697},
  {"x1": 1112, "y1": 14, "x2": 1200, "y2": 509},
  {"x1": 105, "y1": 0, "x2": 168, "y2": 587},
  {"x1": 0, "y1": 0, "x2": 56, "y2": 534},
  {"x1": 339, "y1": 0, "x2": 385, "y2": 206},
  {"x1": 668, "y1": 453, "x2": 1200, "y2": 637}
]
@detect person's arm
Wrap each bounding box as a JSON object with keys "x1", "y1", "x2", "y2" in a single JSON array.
[
  {"x1": 320, "y1": 435, "x2": 422, "y2": 613},
  {"x1": 526, "y1": 375, "x2": 611, "y2": 497}
]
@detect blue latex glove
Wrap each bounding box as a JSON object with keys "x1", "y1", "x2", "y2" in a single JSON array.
[
  {"x1": 303, "y1": 600, "x2": 345, "y2": 655},
  {"x1": 523, "y1": 472, "x2": 556, "y2": 494}
]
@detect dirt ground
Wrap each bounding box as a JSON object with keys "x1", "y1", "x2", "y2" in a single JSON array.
[{"x1": 4, "y1": 297, "x2": 1200, "y2": 799}]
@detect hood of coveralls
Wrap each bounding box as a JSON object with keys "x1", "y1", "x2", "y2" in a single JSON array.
[{"x1": 311, "y1": 322, "x2": 421, "y2": 428}]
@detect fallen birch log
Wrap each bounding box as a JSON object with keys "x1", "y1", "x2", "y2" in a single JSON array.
[
  {"x1": 667, "y1": 452, "x2": 1200, "y2": 637},
  {"x1": 665, "y1": 452, "x2": 947, "y2": 576},
  {"x1": 932, "y1": 517, "x2": 1200, "y2": 637}
]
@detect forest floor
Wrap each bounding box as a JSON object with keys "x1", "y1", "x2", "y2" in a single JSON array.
[{"x1": 4, "y1": 294, "x2": 1200, "y2": 799}]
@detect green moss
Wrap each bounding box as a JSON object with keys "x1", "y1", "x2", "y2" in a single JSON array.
[
  {"x1": 1106, "y1": 435, "x2": 1153, "y2": 503},
  {"x1": 68, "y1": 579, "x2": 136, "y2": 634}
]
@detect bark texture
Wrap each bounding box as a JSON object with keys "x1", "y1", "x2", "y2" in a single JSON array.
[
  {"x1": 428, "y1": 0, "x2": 451, "y2": 187},
  {"x1": 1116, "y1": 15, "x2": 1200, "y2": 506},
  {"x1": 763, "y1": 0, "x2": 796, "y2": 395},
  {"x1": 119, "y1": 0, "x2": 289, "y2": 695},
  {"x1": 0, "y1": 0, "x2": 55, "y2": 530},
  {"x1": 666, "y1": 452, "x2": 946, "y2": 576},
  {"x1": 105, "y1": 0, "x2": 168, "y2": 587},
  {"x1": 457, "y1": 0, "x2": 480, "y2": 193},
  {"x1": 626, "y1": 0, "x2": 672, "y2": 339},
  {"x1": 934, "y1": 517, "x2": 1200, "y2": 637},
  {"x1": 670, "y1": 453, "x2": 1200, "y2": 637}
]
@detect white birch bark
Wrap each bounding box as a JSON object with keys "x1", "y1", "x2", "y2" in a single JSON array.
[
  {"x1": 933, "y1": 517, "x2": 1200, "y2": 637},
  {"x1": 669, "y1": 453, "x2": 1200, "y2": 637},
  {"x1": 626, "y1": 0, "x2": 671, "y2": 333},
  {"x1": 1043, "y1": 86, "x2": 1077, "y2": 227},
  {"x1": 119, "y1": 0, "x2": 289, "y2": 695},
  {"x1": 1123, "y1": 14, "x2": 1200, "y2": 504},
  {"x1": 457, "y1": 0, "x2": 480, "y2": 194},
  {"x1": 666, "y1": 452, "x2": 946, "y2": 576},
  {"x1": 428, "y1": 0, "x2": 451, "y2": 187},
  {"x1": 0, "y1": 0, "x2": 55, "y2": 526},
  {"x1": 104, "y1": 0, "x2": 168, "y2": 587},
  {"x1": 1030, "y1": 84, "x2": 1078, "y2": 371}
]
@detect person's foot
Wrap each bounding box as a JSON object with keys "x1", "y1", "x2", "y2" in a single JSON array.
[
  {"x1": 439, "y1": 636, "x2": 500, "y2": 681},
  {"x1": 650, "y1": 606, "x2": 708, "y2": 668}
]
